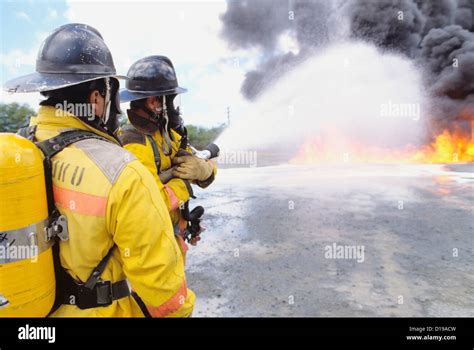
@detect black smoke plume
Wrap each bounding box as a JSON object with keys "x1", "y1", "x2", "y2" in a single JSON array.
[
  {"x1": 221, "y1": 0, "x2": 474, "y2": 131},
  {"x1": 221, "y1": 0, "x2": 331, "y2": 100}
]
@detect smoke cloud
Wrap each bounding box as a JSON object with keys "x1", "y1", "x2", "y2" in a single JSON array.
[
  {"x1": 220, "y1": 0, "x2": 474, "y2": 132},
  {"x1": 416, "y1": 0, "x2": 457, "y2": 36},
  {"x1": 421, "y1": 25, "x2": 474, "y2": 99},
  {"x1": 349, "y1": 0, "x2": 425, "y2": 57},
  {"x1": 220, "y1": 0, "x2": 334, "y2": 100},
  {"x1": 455, "y1": 0, "x2": 474, "y2": 31},
  {"x1": 420, "y1": 24, "x2": 474, "y2": 129}
]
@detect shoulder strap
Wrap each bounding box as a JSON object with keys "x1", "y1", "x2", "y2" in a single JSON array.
[
  {"x1": 36, "y1": 129, "x2": 112, "y2": 159},
  {"x1": 177, "y1": 126, "x2": 189, "y2": 150},
  {"x1": 146, "y1": 134, "x2": 161, "y2": 175},
  {"x1": 84, "y1": 245, "x2": 116, "y2": 290}
]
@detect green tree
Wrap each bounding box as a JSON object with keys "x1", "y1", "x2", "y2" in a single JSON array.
[
  {"x1": 0, "y1": 103, "x2": 36, "y2": 132},
  {"x1": 186, "y1": 124, "x2": 226, "y2": 149}
]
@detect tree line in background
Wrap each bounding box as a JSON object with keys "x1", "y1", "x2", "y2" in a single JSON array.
[
  {"x1": 0, "y1": 103, "x2": 225, "y2": 148},
  {"x1": 0, "y1": 103, "x2": 35, "y2": 133}
]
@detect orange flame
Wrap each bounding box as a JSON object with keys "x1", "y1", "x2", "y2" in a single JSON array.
[{"x1": 290, "y1": 125, "x2": 474, "y2": 164}]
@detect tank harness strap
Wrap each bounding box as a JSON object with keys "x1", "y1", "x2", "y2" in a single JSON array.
[
  {"x1": 162, "y1": 131, "x2": 173, "y2": 156},
  {"x1": 177, "y1": 126, "x2": 188, "y2": 150},
  {"x1": 31, "y1": 129, "x2": 130, "y2": 311},
  {"x1": 84, "y1": 246, "x2": 116, "y2": 290},
  {"x1": 131, "y1": 291, "x2": 152, "y2": 318},
  {"x1": 146, "y1": 134, "x2": 162, "y2": 174}
]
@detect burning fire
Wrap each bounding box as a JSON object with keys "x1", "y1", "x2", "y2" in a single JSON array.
[{"x1": 290, "y1": 125, "x2": 474, "y2": 164}]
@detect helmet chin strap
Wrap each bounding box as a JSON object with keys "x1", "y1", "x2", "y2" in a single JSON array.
[
  {"x1": 102, "y1": 77, "x2": 112, "y2": 125},
  {"x1": 161, "y1": 94, "x2": 173, "y2": 156}
]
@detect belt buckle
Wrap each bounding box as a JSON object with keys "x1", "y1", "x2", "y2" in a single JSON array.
[
  {"x1": 76, "y1": 283, "x2": 99, "y2": 309},
  {"x1": 95, "y1": 280, "x2": 113, "y2": 306}
]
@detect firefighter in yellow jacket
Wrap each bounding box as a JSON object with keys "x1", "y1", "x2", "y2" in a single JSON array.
[
  {"x1": 2, "y1": 24, "x2": 194, "y2": 317},
  {"x1": 118, "y1": 56, "x2": 217, "y2": 251}
]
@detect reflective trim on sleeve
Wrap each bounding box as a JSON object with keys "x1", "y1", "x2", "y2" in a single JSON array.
[
  {"x1": 163, "y1": 185, "x2": 179, "y2": 211},
  {"x1": 146, "y1": 280, "x2": 188, "y2": 317}
]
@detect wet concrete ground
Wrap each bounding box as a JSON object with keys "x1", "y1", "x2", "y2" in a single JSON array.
[{"x1": 186, "y1": 163, "x2": 474, "y2": 317}]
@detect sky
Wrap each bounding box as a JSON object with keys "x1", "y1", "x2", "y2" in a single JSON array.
[{"x1": 0, "y1": 0, "x2": 255, "y2": 127}]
